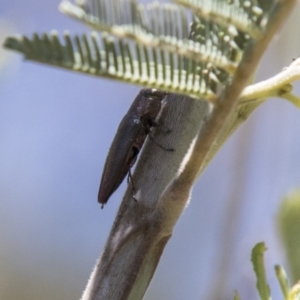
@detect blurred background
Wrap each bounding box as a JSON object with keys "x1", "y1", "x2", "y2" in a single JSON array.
[{"x1": 1, "y1": 1, "x2": 300, "y2": 299}]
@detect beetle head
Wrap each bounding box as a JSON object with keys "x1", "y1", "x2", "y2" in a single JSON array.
[{"x1": 140, "y1": 88, "x2": 167, "y2": 101}]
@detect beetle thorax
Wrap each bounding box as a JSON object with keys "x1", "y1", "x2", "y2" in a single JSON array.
[{"x1": 137, "y1": 97, "x2": 161, "y2": 121}]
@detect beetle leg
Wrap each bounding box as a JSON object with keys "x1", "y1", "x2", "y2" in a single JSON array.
[
  {"x1": 127, "y1": 169, "x2": 139, "y2": 202},
  {"x1": 127, "y1": 169, "x2": 135, "y2": 189},
  {"x1": 148, "y1": 119, "x2": 158, "y2": 127},
  {"x1": 148, "y1": 120, "x2": 172, "y2": 134},
  {"x1": 148, "y1": 134, "x2": 174, "y2": 151},
  {"x1": 156, "y1": 127, "x2": 172, "y2": 134}
]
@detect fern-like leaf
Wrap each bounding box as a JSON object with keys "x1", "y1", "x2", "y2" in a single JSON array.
[
  {"x1": 60, "y1": 0, "x2": 241, "y2": 74},
  {"x1": 4, "y1": 0, "x2": 277, "y2": 101},
  {"x1": 173, "y1": 0, "x2": 275, "y2": 39},
  {"x1": 4, "y1": 31, "x2": 228, "y2": 100}
]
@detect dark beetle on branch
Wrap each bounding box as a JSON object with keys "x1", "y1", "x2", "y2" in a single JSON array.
[{"x1": 98, "y1": 88, "x2": 173, "y2": 208}]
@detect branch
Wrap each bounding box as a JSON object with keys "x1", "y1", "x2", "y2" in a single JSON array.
[
  {"x1": 240, "y1": 57, "x2": 300, "y2": 107},
  {"x1": 81, "y1": 1, "x2": 296, "y2": 299},
  {"x1": 81, "y1": 94, "x2": 211, "y2": 300},
  {"x1": 158, "y1": 0, "x2": 297, "y2": 226}
]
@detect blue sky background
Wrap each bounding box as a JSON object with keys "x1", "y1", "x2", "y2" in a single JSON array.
[{"x1": 1, "y1": 1, "x2": 300, "y2": 299}]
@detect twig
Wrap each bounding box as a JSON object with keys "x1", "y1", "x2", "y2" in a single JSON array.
[{"x1": 81, "y1": 1, "x2": 296, "y2": 299}]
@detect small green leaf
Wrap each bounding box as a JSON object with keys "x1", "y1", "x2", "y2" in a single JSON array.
[
  {"x1": 233, "y1": 290, "x2": 241, "y2": 300},
  {"x1": 275, "y1": 265, "x2": 290, "y2": 300},
  {"x1": 278, "y1": 189, "x2": 300, "y2": 283},
  {"x1": 251, "y1": 242, "x2": 271, "y2": 300},
  {"x1": 289, "y1": 282, "x2": 300, "y2": 300}
]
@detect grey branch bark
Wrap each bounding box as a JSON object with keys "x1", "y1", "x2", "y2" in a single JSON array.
[{"x1": 81, "y1": 1, "x2": 296, "y2": 299}]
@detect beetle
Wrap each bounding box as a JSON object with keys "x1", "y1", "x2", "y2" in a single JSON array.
[{"x1": 98, "y1": 88, "x2": 172, "y2": 208}]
